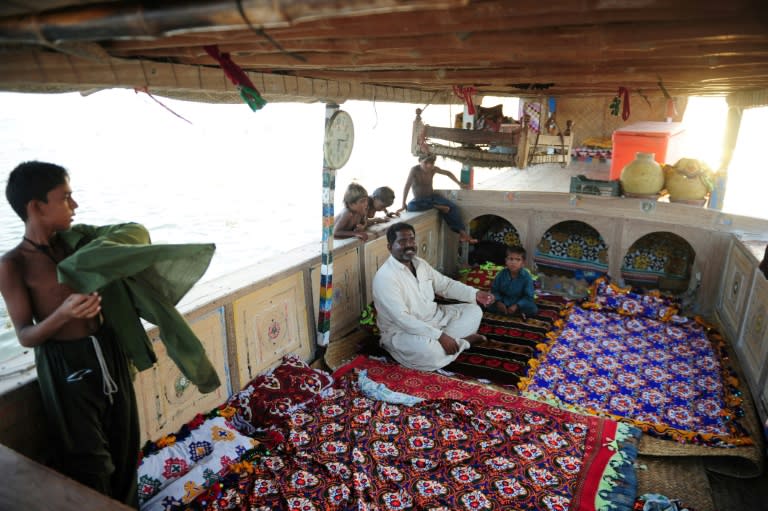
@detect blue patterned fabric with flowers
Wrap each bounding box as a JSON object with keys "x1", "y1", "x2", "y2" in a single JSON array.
[
  {"x1": 583, "y1": 277, "x2": 678, "y2": 321},
  {"x1": 521, "y1": 305, "x2": 751, "y2": 446}
]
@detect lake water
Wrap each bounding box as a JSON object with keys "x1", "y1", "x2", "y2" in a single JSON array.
[{"x1": 0, "y1": 90, "x2": 466, "y2": 364}]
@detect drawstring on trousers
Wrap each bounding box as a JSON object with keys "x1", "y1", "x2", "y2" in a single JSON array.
[{"x1": 90, "y1": 336, "x2": 118, "y2": 404}]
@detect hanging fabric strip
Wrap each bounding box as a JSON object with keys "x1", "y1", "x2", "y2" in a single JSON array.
[
  {"x1": 452, "y1": 85, "x2": 477, "y2": 115},
  {"x1": 203, "y1": 45, "x2": 267, "y2": 111},
  {"x1": 617, "y1": 86, "x2": 630, "y2": 120},
  {"x1": 317, "y1": 167, "x2": 335, "y2": 346}
]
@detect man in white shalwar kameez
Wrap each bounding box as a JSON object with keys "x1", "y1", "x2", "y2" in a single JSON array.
[{"x1": 373, "y1": 222, "x2": 495, "y2": 371}]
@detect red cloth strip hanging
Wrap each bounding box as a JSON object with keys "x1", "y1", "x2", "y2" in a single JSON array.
[
  {"x1": 453, "y1": 85, "x2": 477, "y2": 115},
  {"x1": 204, "y1": 45, "x2": 266, "y2": 111},
  {"x1": 617, "y1": 86, "x2": 630, "y2": 120}
]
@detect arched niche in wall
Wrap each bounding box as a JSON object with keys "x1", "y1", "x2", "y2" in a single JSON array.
[
  {"x1": 621, "y1": 231, "x2": 695, "y2": 294},
  {"x1": 534, "y1": 220, "x2": 608, "y2": 278},
  {"x1": 467, "y1": 214, "x2": 521, "y2": 266}
]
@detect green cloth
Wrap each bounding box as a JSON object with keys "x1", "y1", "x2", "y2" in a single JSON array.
[{"x1": 57, "y1": 223, "x2": 221, "y2": 393}]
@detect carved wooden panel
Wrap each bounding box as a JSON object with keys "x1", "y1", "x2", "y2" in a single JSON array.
[
  {"x1": 232, "y1": 272, "x2": 311, "y2": 384},
  {"x1": 738, "y1": 271, "x2": 768, "y2": 392},
  {"x1": 718, "y1": 239, "x2": 754, "y2": 342},
  {"x1": 363, "y1": 236, "x2": 391, "y2": 305},
  {"x1": 135, "y1": 308, "x2": 229, "y2": 443},
  {"x1": 412, "y1": 215, "x2": 440, "y2": 267},
  {"x1": 310, "y1": 246, "x2": 362, "y2": 339}
]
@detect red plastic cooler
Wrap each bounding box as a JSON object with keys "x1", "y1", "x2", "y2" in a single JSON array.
[{"x1": 610, "y1": 122, "x2": 686, "y2": 180}]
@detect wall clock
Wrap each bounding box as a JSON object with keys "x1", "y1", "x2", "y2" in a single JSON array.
[{"x1": 324, "y1": 110, "x2": 354, "y2": 169}]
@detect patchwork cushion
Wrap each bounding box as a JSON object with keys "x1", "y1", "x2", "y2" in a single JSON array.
[
  {"x1": 227, "y1": 354, "x2": 334, "y2": 434},
  {"x1": 137, "y1": 416, "x2": 257, "y2": 508},
  {"x1": 583, "y1": 277, "x2": 678, "y2": 321}
]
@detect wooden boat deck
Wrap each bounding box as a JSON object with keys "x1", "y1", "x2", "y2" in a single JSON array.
[
  {"x1": 472, "y1": 158, "x2": 610, "y2": 192},
  {"x1": 457, "y1": 162, "x2": 768, "y2": 511}
]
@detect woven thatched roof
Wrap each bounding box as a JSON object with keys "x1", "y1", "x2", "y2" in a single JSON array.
[{"x1": 0, "y1": 0, "x2": 767, "y2": 104}]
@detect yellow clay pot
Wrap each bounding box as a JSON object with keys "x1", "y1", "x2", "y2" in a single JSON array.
[{"x1": 620, "y1": 152, "x2": 664, "y2": 196}]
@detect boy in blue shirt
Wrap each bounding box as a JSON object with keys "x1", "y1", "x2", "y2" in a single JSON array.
[{"x1": 490, "y1": 245, "x2": 538, "y2": 316}]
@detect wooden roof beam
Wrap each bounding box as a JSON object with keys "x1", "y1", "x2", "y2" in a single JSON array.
[{"x1": 0, "y1": 0, "x2": 465, "y2": 44}]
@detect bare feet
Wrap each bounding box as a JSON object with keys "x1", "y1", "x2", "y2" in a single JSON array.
[
  {"x1": 464, "y1": 333, "x2": 488, "y2": 345},
  {"x1": 433, "y1": 204, "x2": 450, "y2": 214}
]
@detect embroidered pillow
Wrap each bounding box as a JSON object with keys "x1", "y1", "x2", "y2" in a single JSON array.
[
  {"x1": 459, "y1": 264, "x2": 502, "y2": 292},
  {"x1": 583, "y1": 277, "x2": 678, "y2": 321},
  {"x1": 137, "y1": 416, "x2": 257, "y2": 507},
  {"x1": 227, "y1": 354, "x2": 334, "y2": 435}
]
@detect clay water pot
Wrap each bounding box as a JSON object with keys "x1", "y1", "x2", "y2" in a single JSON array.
[
  {"x1": 664, "y1": 158, "x2": 711, "y2": 201},
  {"x1": 620, "y1": 152, "x2": 664, "y2": 196}
]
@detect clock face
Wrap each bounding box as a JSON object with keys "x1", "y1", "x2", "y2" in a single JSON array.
[{"x1": 324, "y1": 110, "x2": 354, "y2": 169}]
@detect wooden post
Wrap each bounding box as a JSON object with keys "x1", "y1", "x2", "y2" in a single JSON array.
[{"x1": 318, "y1": 103, "x2": 339, "y2": 347}]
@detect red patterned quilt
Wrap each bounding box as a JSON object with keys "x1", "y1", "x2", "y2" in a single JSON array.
[{"x1": 189, "y1": 368, "x2": 639, "y2": 511}]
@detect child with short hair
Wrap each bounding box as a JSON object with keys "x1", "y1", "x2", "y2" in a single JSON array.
[
  {"x1": 366, "y1": 186, "x2": 398, "y2": 225},
  {"x1": 490, "y1": 245, "x2": 538, "y2": 316},
  {"x1": 334, "y1": 182, "x2": 370, "y2": 241},
  {"x1": 0, "y1": 161, "x2": 140, "y2": 506}
]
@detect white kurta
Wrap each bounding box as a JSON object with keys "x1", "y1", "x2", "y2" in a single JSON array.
[{"x1": 372, "y1": 255, "x2": 482, "y2": 371}]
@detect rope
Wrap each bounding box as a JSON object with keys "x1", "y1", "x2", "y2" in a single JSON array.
[
  {"x1": 134, "y1": 87, "x2": 192, "y2": 124},
  {"x1": 90, "y1": 336, "x2": 118, "y2": 405},
  {"x1": 419, "y1": 90, "x2": 440, "y2": 114}
]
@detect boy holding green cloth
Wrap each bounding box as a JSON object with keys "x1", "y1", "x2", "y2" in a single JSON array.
[{"x1": 0, "y1": 161, "x2": 219, "y2": 507}]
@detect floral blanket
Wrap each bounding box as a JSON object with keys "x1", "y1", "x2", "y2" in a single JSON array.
[
  {"x1": 184, "y1": 369, "x2": 639, "y2": 511},
  {"x1": 520, "y1": 282, "x2": 752, "y2": 446}
]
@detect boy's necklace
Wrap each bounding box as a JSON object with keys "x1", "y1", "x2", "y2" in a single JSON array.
[{"x1": 22, "y1": 236, "x2": 61, "y2": 265}]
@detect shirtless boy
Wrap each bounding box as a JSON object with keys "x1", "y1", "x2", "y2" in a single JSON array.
[
  {"x1": 398, "y1": 154, "x2": 477, "y2": 243},
  {"x1": 0, "y1": 161, "x2": 139, "y2": 506},
  {"x1": 366, "y1": 186, "x2": 398, "y2": 225},
  {"x1": 334, "y1": 182, "x2": 370, "y2": 241}
]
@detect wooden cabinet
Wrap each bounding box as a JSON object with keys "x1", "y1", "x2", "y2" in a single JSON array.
[
  {"x1": 231, "y1": 273, "x2": 312, "y2": 384},
  {"x1": 311, "y1": 245, "x2": 362, "y2": 338},
  {"x1": 739, "y1": 272, "x2": 768, "y2": 391},
  {"x1": 720, "y1": 238, "x2": 768, "y2": 428},
  {"x1": 412, "y1": 215, "x2": 440, "y2": 268},
  {"x1": 135, "y1": 308, "x2": 230, "y2": 443},
  {"x1": 717, "y1": 238, "x2": 755, "y2": 342},
  {"x1": 362, "y1": 236, "x2": 390, "y2": 305}
]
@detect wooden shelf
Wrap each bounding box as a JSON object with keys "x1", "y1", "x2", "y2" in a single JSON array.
[{"x1": 522, "y1": 132, "x2": 574, "y2": 168}]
